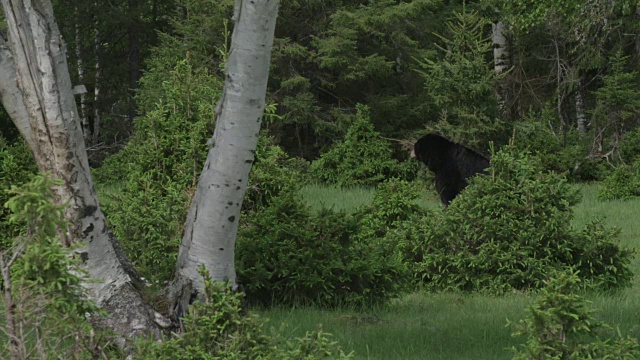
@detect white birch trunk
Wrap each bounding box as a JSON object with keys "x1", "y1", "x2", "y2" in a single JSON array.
[
  {"x1": 75, "y1": 4, "x2": 91, "y2": 145},
  {"x1": 575, "y1": 79, "x2": 587, "y2": 134},
  {"x1": 0, "y1": 0, "x2": 162, "y2": 342},
  {"x1": 92, "y1": 11, "x2": 101, "y2": 145},
  {"x1": 492, "y1": 21, "x2": 510, "y2": 118},
  {"x1": 0, "y1": 37, "x2": 34, "y2": 150},
  {"x1": 169, "y1": 0, "x2": 280, "y2": 317}
]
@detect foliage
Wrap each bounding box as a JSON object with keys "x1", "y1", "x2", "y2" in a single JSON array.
[
  {"x1": 237, "y1": 179, "x2": 420, "y2": 308},
  {"x1": 244, "y1": 134, "x2": 307, "y2": 212},
  {"x1": 310, "y1": 105, "x2": 414, "y2": 186},
  {"x1": 510, "y1": 271, "x2": 640, "y2": 360},
  {"x1": 501, "y1": 0, "x2": 583, "y2": 30},
  {"x1": 355, "y1": 179, "x2": 426, "y2": 240},
  {"x1": 598, "y1": 162, "x2": 640, "y2": 201},
  {"x1": 270, "y1": 0, "x2": 440, "y2": 158},
  {"x1": 135, "y1": 268, "x2": 353, "y2": 359},
  {"x1": 416, "y1": 6, "x2": 504, "y2": 148},
  {"x1": 135, "y1": 0, "x2": 233, "y2": 115},
  {"x1": 619, "y1": 128, "x2": 640, "y2": 163},
  {"x1": 95, "y1": 59, "x2": 219, "y2": 186},
  {"x1": 93, "y1": 1, "x2": 225, "y2": 282},
  {"x1": 0, "y1": 138, "x2": 36, "y2": 250},
  {"x1": 1, "y1": 174, "x2": 112, "y2": 358},
  {"x1": 396, "y1": 146, "x2": 633, "y2": 292},
  {"x1": 590, "y1": 51, "x2": 640, "y2": 143},
  {"x1": 102, "y1": 170, "x2": 187, "y2": 283},
  {"x1": 95, "y1": 58, "x2": 219, "y2": 283},
  {"x1": 512, "y1": 109, "x2": 606, "y2": 181}
]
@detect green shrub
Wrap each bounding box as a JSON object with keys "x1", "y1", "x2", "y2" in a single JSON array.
[
  {"x1": 237, "y1": 179, "x2": 418, "y2": 307},
  {"x1": 0, "y1": 137, "x2": 36, "y2": 249},
  {"x1": 355, "y1": 179, "x2": 426, "y2": 240},
  {"x1": 310, "y1": 104, "x2": 412, "y2": 186},
  {"x1": 135, "y1": 268, "x2": 353, "y2": 359},
  {"x1": 244, "y1": 135, "x2": 306, "y2": 212},
  {"x1": 103, "y1": 170, "x2": 187, "y2": 283},
  {"x1": 513, "y1": 110, "x2": 604, "y2": 181},
  {"x1": 395, "y1": 146, "x2": 633, "y2": 292},
  {"x1": 510, "y1": 271, "x2": 640, "y2": 359},
  {"x1": 598, "y1": 162, "x2": 640, "y2": 200},
  {"x1": 619, "y1": 128, "x2": 640, "y2": 163},
  {"x1": 2, "y1": 174, "x2": 113, "y2": 358},
  {"x1": 94, "y1": 58, "x2": 220, "y2": 282},
  {"x1": 94, "y1": 60, "x2": 218, "y2": 186}
]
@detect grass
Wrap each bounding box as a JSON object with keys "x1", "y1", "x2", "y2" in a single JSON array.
[
  {"x1": 300, "y1": 182, "x2": 443, "y2": 213},
  {"x1": 259, "y1": 182, "x2": 640, "y2": 359}
]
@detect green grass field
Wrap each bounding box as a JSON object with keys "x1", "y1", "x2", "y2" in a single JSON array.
[{"x1": 260, "y1": 183, "x2": 640, "y2": 359}]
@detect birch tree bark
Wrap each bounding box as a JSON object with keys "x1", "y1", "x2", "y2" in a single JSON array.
[
  {"x1": 92, "y1": 4, "x2": 102, "y2": 145},
  {"x1": 575, "y1": 78, "x2": 587, "y2": 134},
  {"x1": 0, "y1": 0, "x2": 162, "y2": 342},
  {"x1": 0, "y1": 37, "x2": 33, "y2": 150},
  {"x1": 169, "y1": 0, "x2": 280, "y2": 318},
  {"x1": 492, "y1": 21, "x2": 511, "y2": 118},
  {"x1": 74, "y1": 2, "x2": 90, "y2": 145}
]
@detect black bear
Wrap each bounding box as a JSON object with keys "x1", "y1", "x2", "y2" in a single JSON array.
[{"x1": 413, "y1": 133, "x2": 490, "y2": 205}]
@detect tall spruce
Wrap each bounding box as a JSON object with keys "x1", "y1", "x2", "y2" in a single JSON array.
[{"x1": 417, "y1": 6, "x2": 503, "y2": 149}]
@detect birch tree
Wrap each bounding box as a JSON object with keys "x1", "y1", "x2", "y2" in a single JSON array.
[
  {"x1": 491, "y1": 21, "x2": 511, "y2": 118},
  {"x1": 0, "y1": 0, "x2": 162, "y2": 340},
  {"x1": 169, "y1": 0, "x2": 280, "y2": 317}
]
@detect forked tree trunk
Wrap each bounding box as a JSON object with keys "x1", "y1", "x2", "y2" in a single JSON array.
[
  {"x1": 169, "y1": 0, "x2": 280, "y2": 318},
  {"x1": 0, "y1": 0, "x2": 162, "y2": 342}
]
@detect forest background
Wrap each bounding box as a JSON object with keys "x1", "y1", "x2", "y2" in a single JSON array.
[{"x1": 1, "y1": 0, "x2": 640, "y2": 358}]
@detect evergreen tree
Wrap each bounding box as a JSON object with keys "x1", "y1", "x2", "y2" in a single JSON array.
[
  {"x1": 591, "y1": 50, "x2": 640, "y2": 152},
  {"x1": 417, "y1": 6, "x2": 504, "y2": 149}
]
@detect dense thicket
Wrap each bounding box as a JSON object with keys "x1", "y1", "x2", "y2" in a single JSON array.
[
  {"x1": 396, "y1": 146, "x2": 633, "y2": 292},
  {"x1": 1, "y1": 0, "x2": 638, "y2": 167}
]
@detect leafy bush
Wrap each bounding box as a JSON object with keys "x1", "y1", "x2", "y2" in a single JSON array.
[
  {"x1": 94, "y1": 60, "x2": 218, "y2": 186},
  {"x1": 355, "y1": 179, "x2": 426, "y2": 240},
  {"x1": 135, "y1": 268, "x2": 353, "y2": 359},
  {"x1": 510, "y1": 271, "x2": 640, "y2": 359},
  {"x1": 395, "y1": 146, "x2": 633, "y2": 292},
  {"x1": 93, "y1": 53, "x2": 221, "y2": 283},
  {"x1": 103, "y1": 170, "x2": 188, "y2": 283},
  {"x1": 0, "y1": 137, "x2": 36, "y2": 249},
  {"x1": 619, "y1": 128, "x2": 640, "y2": 163},
  {"x1": 2, "y1": 174, "x2": 112, "y2": 358},
  {"x1": 590, "y1": 51, "x2": 640, "y2": 150},
  {"x1": 513, "y1": 109, "x2": 605, "y2": 181},
  {"x1": 598, "y1": 162, "x2": 640, "y2": 200},
  {"x1": 92, "y1": 0, "x2": 229, "y2": 283},
  {"x1": 244, "y1": 134, "x2": 306, "y2": 212},
  {"x1": 237, "y1": 180, "x2": 420, "y2": 307},
  {"x1": 310, "y1": 104, "x2": 412, "y2": 186}
]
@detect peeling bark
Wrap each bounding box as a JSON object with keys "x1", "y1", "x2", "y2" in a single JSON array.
[
  {"x1": 0, "y1": 0, "x2": 162, "y2": 342},
  {"x1": 170, "y1": 0, "x2": 280, "y2": 318},
  {"x1": 0, "y1": 37, "x2": 34, "y2": 149}
]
